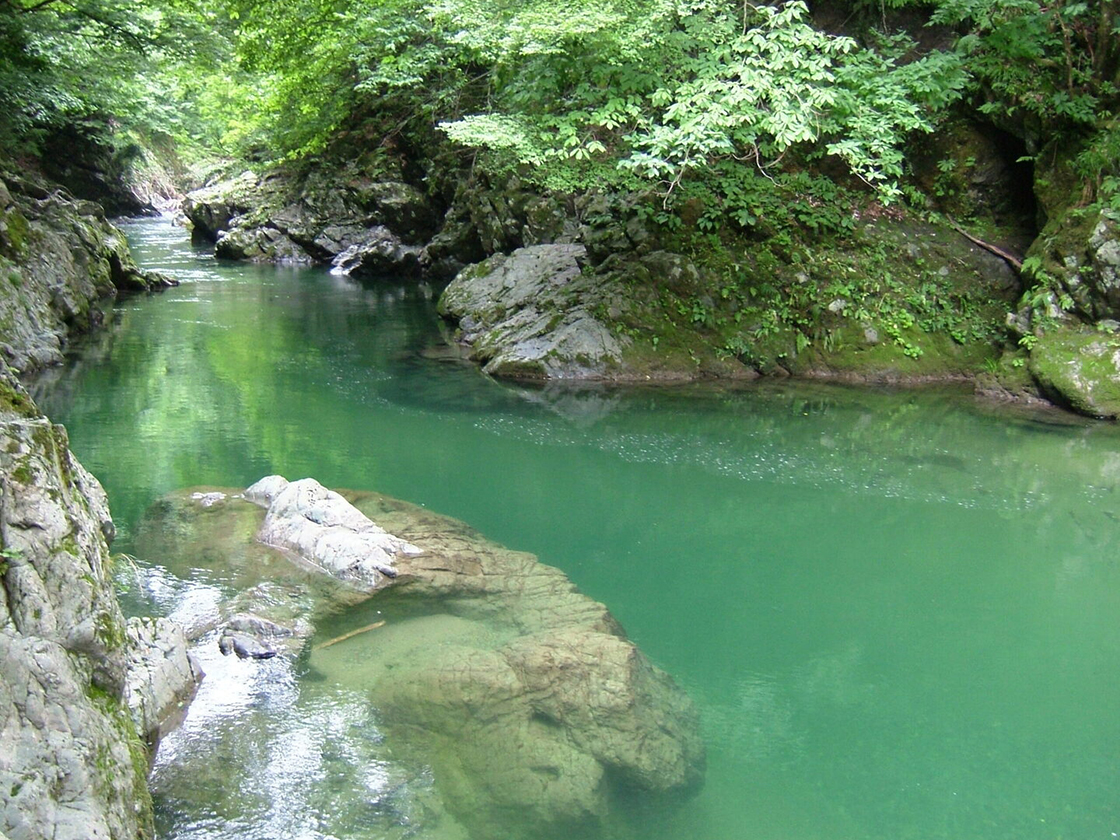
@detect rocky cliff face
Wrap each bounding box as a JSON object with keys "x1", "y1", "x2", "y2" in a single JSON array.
[
  {"x1": 186, "y1": 165, "x2": 1028, "y2": 389},
  {"x1": 0, "y1": 164, "x2": 199, "y2": 839},
  {"x1": 0, "y1": 166, "x2": 175, "y2": 376},
  {"x1": 182, "y1": 166, "x2": 438, "y2": 272},
  {"x1": 0, "y1": 366, "x2": 201, "y2": 840},
  {"x1": 0, "y1": 366, "x2": 152, "y2": 840}
]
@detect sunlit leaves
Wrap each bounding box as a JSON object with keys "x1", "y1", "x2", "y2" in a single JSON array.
[{"x1": 435, "y1": 0, "x2": 965, "y2": 200}]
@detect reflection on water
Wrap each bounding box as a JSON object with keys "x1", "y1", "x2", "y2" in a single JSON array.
[{"x1": 30, "y1": 217, "x2": 1120, "y2": 840}]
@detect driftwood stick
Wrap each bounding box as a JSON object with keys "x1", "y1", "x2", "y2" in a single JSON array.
[
  {"x1": 948, "y1": 220, "x2": 1024, "y2": 272},
  {"x1": 313, "y1": 620, "x2": 386, "y2": 651}
]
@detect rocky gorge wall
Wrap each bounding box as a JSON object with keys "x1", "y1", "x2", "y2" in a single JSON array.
[
  {"x1": 0, "y1": 165, "x2": 175, "y2": 376},
  {"x1": 0, "y1": 165, "x2": 198, "y2": 840},
  {"x1": 183, "y1": 166, "x2": 1025, "y2": 386},
  {"x1": 181, "y1": 148, "x2": 1120, "y2": 419},
  {"x1": 0, "y1": 365, "x2": 201, "y2": 840}
]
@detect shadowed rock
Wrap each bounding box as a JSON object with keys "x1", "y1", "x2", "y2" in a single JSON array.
[{"x1": 438, "y1": 244, "x2": 628, "y2": 380}]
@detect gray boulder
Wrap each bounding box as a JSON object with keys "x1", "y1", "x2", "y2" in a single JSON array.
[
  {"x1": 215, "y1": 225, "x2": 314, "y2": 265},
  {"x1": 246, "y1": 475, "x2": 422, "y2": 592},
  {"x1": 182, "y1": 170, "x2": 437, "y2": 266},
  {"x1": 124, "y1": 617, "x2": 203, "y2": 747},
  {"x1": 439, "y1": 244, "x2": 627, "y2": 379},
  {"x1": 1028, "y1": 325, "x2": 1120, "y2": 418},
  {"x1": 1088, "y1": 209, "x2": 1120, "y2": 315},
  {"x1": 181, "y1": 170, "x2": 264, "y2": 241},
  {"x1": 331, "y1": 226, "x2": 423, "y2": 277}
]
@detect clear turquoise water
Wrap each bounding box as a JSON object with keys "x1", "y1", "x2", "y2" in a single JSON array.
[{"x1": 32, "y1": 218, "x2": 1120, "y2": 840}]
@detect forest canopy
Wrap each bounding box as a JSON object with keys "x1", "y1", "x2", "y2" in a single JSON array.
[{"x1": 1, "y1": 0, "x2": 1117, "y2": 206}]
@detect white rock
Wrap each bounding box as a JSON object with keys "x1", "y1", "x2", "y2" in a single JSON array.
[{"x1": 254, "y1": 476, "x2": 421, "y2": 591}]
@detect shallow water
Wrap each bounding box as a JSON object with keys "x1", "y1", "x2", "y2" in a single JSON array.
[{"x1": 31, "y1": 217, "x2": 1120, "y2": 840}]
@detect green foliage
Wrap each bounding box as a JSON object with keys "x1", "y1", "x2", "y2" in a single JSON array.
[
  {"x1": 930, "y1": 0, "x2": 1119, "y2": 137},
  {"x1": 0, "y1": 0, "x2": 230, "y2": 156},
  {"x1": 1074, "y1": 122, "x2": 1120, "y2": 209},
  {"x1": 432, "y1": 0, "x2": 966, "y2": 200}
]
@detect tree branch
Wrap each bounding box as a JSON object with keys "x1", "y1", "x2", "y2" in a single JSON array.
[{"x1": 948, "y1": 220, "x2": 1023, "y2": 273}]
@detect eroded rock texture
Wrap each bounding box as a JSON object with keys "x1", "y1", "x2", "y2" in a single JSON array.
[
  {"x1": 142, "y1": 477, "x2": 705, "y2": 840},
  {"x1": 0, "y1": 366, "x2": 200, "y2": 840},
  {"x1": 0, "y1": 368, "x2": 150, "y2": 840},
  {"x1": 0, "y1": 168, "x2": 175, "y2": 375},
  {"x1": 438, "y1": 244, "x2": 628, "y2": 380}
]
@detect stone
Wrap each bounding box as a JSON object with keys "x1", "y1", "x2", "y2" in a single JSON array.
[
  {"x1": 124, "y1": 617, "x2": 203, "y2": 747},
  {"x1": 217, "y1": 629, "x2": 277, "y2": 659},
  {"x1": 248, "y1": 475, "x2": 422, "y2": 592},
  {"x1": 0, "y1": 169, "x2": 173, "y2": 375},
  {"x1": 439, "y1": 244, "x2": 628, "y2": 379},
  {"x1": 142, "y1": 477, "x2": 706, "y2": 840},
  {"x1": 0, "y1": 365, "x2": 155, "y2": 840},
  {"x1": 182, "y1": 169, "x2": 438, "y2": 268},
  {"x1": 1028, "y1": 325, "x2": 1120, "y2": 418},
  {"x1": 213, "y1": 611, "x2": 307, "y2": 660},
  {"x1": 1088, "y1": 209, "x2": 1120, "y2": 313},
  {"x1": 330, "y1": 226, "x2": 423, "y2": 277},
  {"x1": 182, "y1": 170, "x2": 264, "y2": 242}
]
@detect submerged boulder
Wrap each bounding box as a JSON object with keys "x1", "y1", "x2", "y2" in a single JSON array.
[{"x1": 143, "y1": 476, "x2": 705, "y2": 840}]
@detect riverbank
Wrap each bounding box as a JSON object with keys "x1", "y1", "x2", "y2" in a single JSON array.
[
  {"x1": 178, "y1": 149, "x2": 1120, "y2": 417},
  {"x1": 33, "y1": 214, "x2": 1120, "y2": 840}
]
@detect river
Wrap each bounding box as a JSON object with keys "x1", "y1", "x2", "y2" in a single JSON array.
[{"x1": 30, "y1": 217, "x2": 1120, "y2": 840}]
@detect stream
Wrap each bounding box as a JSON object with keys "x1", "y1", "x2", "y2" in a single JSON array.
[{"x1": 30, "y1": 216, "x2": 1120, "y2": 840}]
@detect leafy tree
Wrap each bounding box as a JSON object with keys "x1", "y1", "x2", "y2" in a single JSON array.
[
  {"x1": 930, "y1": 0, "x2": 1119, "y2": 140},
  {"x1": 0, "y1": 0, "x2": 227, "y2": 156},
  {"x1": 385, "y1": 0, "x2": 967, "y2": 200}
]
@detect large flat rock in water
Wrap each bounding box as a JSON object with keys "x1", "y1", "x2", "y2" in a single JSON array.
[{"x1": 137, "y1": 476, "x2": 705, "y2": 840}]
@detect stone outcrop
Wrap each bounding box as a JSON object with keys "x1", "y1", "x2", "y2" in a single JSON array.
[
  {"x1": 0, "y1": 168, "x2": 195, "y2": 837},
  {"x1": 142, "y1": 477, "x2": 705, "y2": 840},
  {"x1": 184, "y1": 161, "x2": 1034, "y2": 394},
  {"x1": 0, "y1": 366, "x2": 198, "y2": 840},
  {"x1": 123, "y1": 617, "x2": 203, "y2": 747},
  {"x1": 0, "y1": 167, "x2": 176, "y2": 375},
  {"x1": 246, "y1": 476, "x2": 422, "y2": 591},
  {"x1": 331, "y1": 226, "x2": 423, "y2": 278},
  {"x1": 438, "y1": 244, "x2": 629, "y2": 379},
  {"x1": 183, "y1": 167, "x2": 437, "y2": 268},
  {"x1": 1011, "y1": 138, "x2": 1120, "y2": 415},
  {"x1": 1027, "y1": 325, "x2": 1120, "y2": 418}
]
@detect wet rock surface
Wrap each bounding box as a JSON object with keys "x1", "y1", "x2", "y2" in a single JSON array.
[
  {"x1": 124, "y1": 617, "x2": 203, "y2": 746},
  {"x1": 183, "y1": 168, "x2": 437, "y2": 267},
  {"x1": 143, "y1": 476, "x2": 705, "y2": 840}
]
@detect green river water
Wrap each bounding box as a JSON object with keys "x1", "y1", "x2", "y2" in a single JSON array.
[{"x1": 30, "y1": 218, "x2": 1120, "y2": 840}]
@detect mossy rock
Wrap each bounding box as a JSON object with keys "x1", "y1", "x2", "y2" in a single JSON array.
[
  {"x1": 1028, "y1": 326, "x2": 1120, "y2": 418},
  {"x1": 808, "y1": 325, "x2": 999, "y2": 383},
  {"x1": 0, "y1": 203, "x2": 31, "y2": 259}
]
